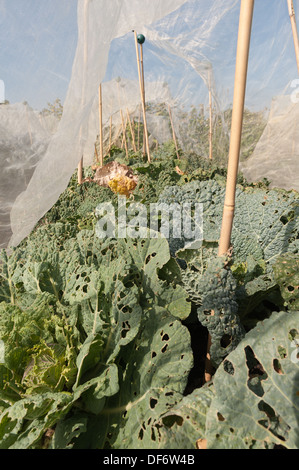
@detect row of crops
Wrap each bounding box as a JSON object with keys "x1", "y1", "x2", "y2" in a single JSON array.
[{"x1": 0, "y1": 143, "x2": 298, "y2": 449}]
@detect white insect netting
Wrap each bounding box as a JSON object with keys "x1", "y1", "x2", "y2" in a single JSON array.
[{"x1": 1, "y1": 0, "x2": 298, "y2": 248}]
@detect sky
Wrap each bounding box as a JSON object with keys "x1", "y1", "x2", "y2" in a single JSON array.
[
  {"x1": 0, "y1": 0, "x2": 298, "y2": 111},
  {"x1": 0, "y1": 0, "x2": 78, "y2": 110}
]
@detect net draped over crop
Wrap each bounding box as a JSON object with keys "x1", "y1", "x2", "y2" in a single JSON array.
[{"x1": 0, "y1": 0, "x2": 298, "y2": 248}]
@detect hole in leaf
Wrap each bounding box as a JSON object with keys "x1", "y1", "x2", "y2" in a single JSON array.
[
  {"x1": 150, "y1": 398, "x2": 158, "y2": 409},
  {"x1": 83, "y1": 285, "x2": 88, "y2": 293},
  {"x1": 162, "y1": 415, "x2": 183, "y2": 428},
  {"x1": 145, "y1": 253, "x2": 157, "y2": 264},
  {"x1": 289, "y1": 329, "x2": 298, "y2": 341},
  {"x1": 245, "y1": 346, "x2": 267, "y2": 397},
  {"x1": 273, "y1": 359, "x2": 284, "y2": 375},
  {"x1": 245, "y1": 346, "x2": 267, "y2": 377},
  {"x1": 161, "y1": 344, "x2": 168, "y2": 354},
  {"x1": 151, "y1": 351, "x2": 157, "y2": 359},
  {"x1": 230, "y1": 428, "x2": 234, "y2": 433},
  {"x1": 287, "y1": 285, "x2": 295, "y2": 292},
  {"x1": 220, "y1": 334, "x2": 232, "y2": 349},
  {"x1": 217, "y1": 412, "x2": 225, "y2": 422},
  {"x1": 162, "y1": 334, "x2": 169, "y2": 342},
  {"x1": 138, "y1": 428, "x2": 144, "y2": 440},
  {"x1": 277, "y1": 345, "x2": 287, "y2": 360},
  {"x1": 280, "y1": 215, "x2": 288, "y2": 225},
  {"x1": 122, "y1": 305, "x2": 132, "y2": 314},
  {"x1": 258, "y1": 400, "x2": 290, "y2": 442},
  {"x1": 223, "y1": 360, "x2": 235, "y2": 375}
]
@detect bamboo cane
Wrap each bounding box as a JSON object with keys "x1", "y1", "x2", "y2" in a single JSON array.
[
  {"x1": 120, "y1": 109, "x2": 129, "y2": 158},
  {"x1": 140, "y1": 42, "x2": 146, "y2": 156},
  {"x1": 138, "y1": 103, "x2": 141, "y2": 150},
  {"x1": 208, "y1": 69, "x2": 213, "y2": 160},
  {"x1": 218, "y1": 0, "x2": 254, "y2": 256},
  {"x1": 288, "y1": 0, "x2": 299, "y2": 74},
  {"x1": 94, "y1": 143, "x2": 99, "y2": 163},
  {"x1": 204, "y1": 0, "x2": 255, "y2": 384},
  {"x1": 168, "y1": 105, "x2": 180, "y2": 159},
  {"x1": 127, "y1": 108, "x2": 137, "y2": 152},
  {"x1": 133, "y1": 31, "x2": 151, "y2": 162},
  {"x1": 78, "y1": 156, "x2": 83, "y2": 184},
  {"x1": 78, "y1": 0, "x2": 89, "y2": 185},
  {"x1": 109, "y1": 115, "x2": 112, "y2": 154},
  {"x1": 121, "y1": 113, "x2": 128, "y2": 150},
  {"x1": 98, "y1": 83, "x2": 104, "y2": 166}
]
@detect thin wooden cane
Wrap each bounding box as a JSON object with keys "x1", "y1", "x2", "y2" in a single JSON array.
[
  {"x1": 94, "y1": 143, "x2": 99, "y2": 164},
  {"x1": 120, "y1": 109, "x2": 129, "y2": 158},
  {"x1": 204, "y1": 0, "x2": 255, "y2": 384},
  {"x1": 98, "y1": 83, "x2": 104, "y2": 166},
  {"x1": 208, "y1": 70, "x2": 213, "y2": 160},
  {"x1": 140, "y1": 42, "x2": 146, "y2": 156},
  {"x1": 138, "y1": 103, "x2": 141, "y2": 150},
  {"x1": 121, "y1": 113, "x2": 128, "y2": 150},
  {"x1": 78, "y1": 157, "x2": 83, "y2": 185},
  {"x1": 288, "y1": 0, "x2": 299, "y2": 74},
  {"x1": 168, "y1": 105, "x2": 180, "y2": 159},
  {"x1": 133, "y1": 31, "x2": 151, "y2": 162},
  {"x1": 78, "y1": 0, "x2": 89, "y2": 185},
  {"x1": 109, "y1": 115, "x2": 112, "y2": 154},
  {"x1": 127, "y1": 108, "x2": 137, "y2": 152}
]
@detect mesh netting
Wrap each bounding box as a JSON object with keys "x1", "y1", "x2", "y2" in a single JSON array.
[{"x1": 0, "y1": 0, "x2": 298, "y2": 247}]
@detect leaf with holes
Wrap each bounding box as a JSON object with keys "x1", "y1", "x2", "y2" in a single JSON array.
[
  {"x1": 273, "y1": 253, "x2": 299, "y2": 310},
  {"x1": 179, "y1": 253, "x2": 245, "y2": 367},
  {"x1": 120, "y1": 237, "x2": 191, "y2": 320},
  {"x1": 205, "y1": 310, "x2": 299, "y2": 449},
  {"x1": 157, "y1": 383, "x2": 215, "y2": 449},
  {"x1": 104, "y1": 306, "x2": 193, "y2": 449}
]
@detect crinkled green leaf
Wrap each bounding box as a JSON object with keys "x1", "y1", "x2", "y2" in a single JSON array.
[
  {"x1": 157, "y1": 383, "x2": 215, "y2": 449},
  {"x1": 105, "y1": 307, "x2": 193, "y2": 449},
  {"x1": 120, "y1": 237, "x2": 191, "y2": 320},
  {"x1": 0, "y1": 392, "x2": 73, "y2": 449},
  {"x1": 180, "y1": 253, "x2": 245, "y2": 367},
  {"x1": 273, "y1": 253, "x2": 299, "y2": 310},
  {"x1": 206, "y1": 311, "x2": 299, "y2": 449}
]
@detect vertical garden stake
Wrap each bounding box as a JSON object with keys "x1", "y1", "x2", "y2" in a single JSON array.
[
  {"x1": 133, "y1": 30, "x2": 151, "y2": 162},
  {"x1": 109, "y1": 115, "x2": 112, "y2": 156},
  {"x1": 78, "y1": 157, "x2": 83, "y2": 184},
  {"x1": 127, "y1": 108, "x2": 137, "y2": 152},
  {"x1": 99, "y1": 83, "x2": 104, "y2": 166},
  {"x1": 168, "y1": 105, "x2": 180, "y2": 159},
  {"x1": 287, "y1": 0, "x2": 299, "y2": 74},
  {"x1": 140, "y1": 37, "x2": 146, "y2": 156},
  {"x1": 208, "y1": 69, "x2": 213, "y2": 160},
  {"x1": 204, "y1": 0, "x2": 255, "y2": 384},
  {"x1": 120, "y1": 109, "x2": 129, "y2": 159}
]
